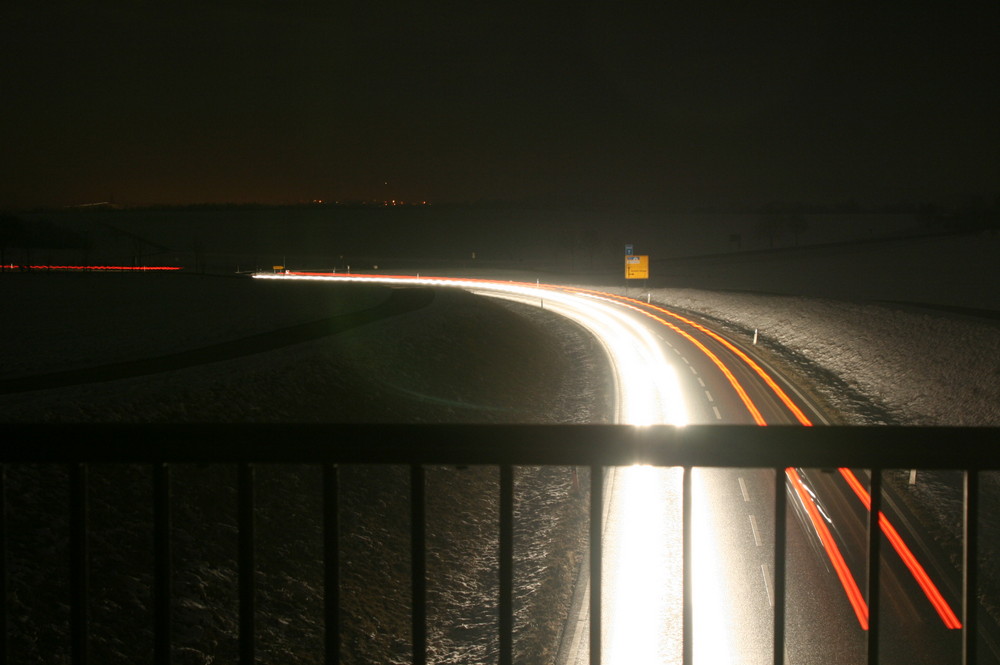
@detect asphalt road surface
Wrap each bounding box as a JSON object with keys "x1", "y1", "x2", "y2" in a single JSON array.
[{"x1": 260, "y1": 272, "x2": 983, "y2": 665}]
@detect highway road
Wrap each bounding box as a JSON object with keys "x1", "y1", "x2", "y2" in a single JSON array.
[{"x1": 256, "y1": 272, "x2": 975, "y2": 664}]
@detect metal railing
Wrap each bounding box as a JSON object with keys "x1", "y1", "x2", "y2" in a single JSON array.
[{"x1": 1, "y1": 424, "x2": 995, "y2": 665}]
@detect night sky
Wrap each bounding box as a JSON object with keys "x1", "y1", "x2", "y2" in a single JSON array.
[{"x1": 2, "y1": 3, "x2": 998, "y2": 210}]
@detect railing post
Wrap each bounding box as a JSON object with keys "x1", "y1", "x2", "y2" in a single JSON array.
[
  {"x1": 867, "y1": 469, "x2": 881, "y2": 664},
  {"x1": 153, "y1": 463, "x2": 172, "y2": 665},
  {"x1": 411, "y1": 464, "x2": 427, "y2": 665},
  {"x1": 239, "y1": 463, "x2": 255, "y2": 665},
  {"x1": 964, "y1": 470, "x2": 978, "y2": 665},
  {"x1": 773, "y1": 469, "x2": 787, "y2": 665},
  {"x1": 589, "y1": 465, "x2": 602, "y2": 665},
  {"x1": 0, "y1": 465, "x2": 6, "y2": 665},
  {"x1": 499, "y1": 465, "x2": 514, "y2": 665},
  {"x1": 70, "y1": 463, "x2": 89, "y2": 665},
  {"x1": 324, "y1": 464, "x2": 340, "y2": 665},
  {"x1": 682, "y1": 466, "x2": 693, "y2": 665}
]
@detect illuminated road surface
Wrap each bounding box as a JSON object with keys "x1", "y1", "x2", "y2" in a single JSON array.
[{"x1": 256, "y1": 272, "x2": 968, "y2": 664}]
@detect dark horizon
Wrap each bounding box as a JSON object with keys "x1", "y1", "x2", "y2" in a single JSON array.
[
  {"x1": 7, "y1": 196, "x2": 999, "y2": 218},
  {"x1": 3, "y1": 4, "x2": 998, "y2": 211}
]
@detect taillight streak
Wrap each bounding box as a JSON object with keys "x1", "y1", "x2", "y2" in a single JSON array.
[
  {"x1": 265, "y1": 273, "x2": 960, "y2": 633},
  {"x1": 787, "y1": 468, "x2": 870, "y2": 629},
  {"x1": 570, "y1": 289, "x2": 814, "y2": 426},
  {"x1": 838, "y1": 468, "x2": 963, "y2": 629},
  {"x1": 568, "y1": 291, "x2": 767, "y2": 426}
]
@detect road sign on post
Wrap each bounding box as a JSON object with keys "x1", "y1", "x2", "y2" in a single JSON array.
[
  {"x1": 625, "y1": 255, "x2": 648, "y2": 279},
  {"x1": 625, "y1": 244, "x2": 634, "y2": 256}
]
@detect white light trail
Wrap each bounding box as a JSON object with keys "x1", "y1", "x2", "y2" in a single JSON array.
[
  {"x1": 603, "y1": 465, "x2": 684, "y2": 664},
  {"x1": 256, "y1": 273, "x2": 738, "y2": 664},
  {"x1": 255, "y1": 272, "x2": 688, "y2": 426},
  {"x1": 475, "y1": 287, "x2": 687, "y2": 426}
]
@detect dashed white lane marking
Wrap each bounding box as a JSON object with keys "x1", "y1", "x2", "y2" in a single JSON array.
[
  {"x1": 689, "y1": 365, "x2": 698, "y2": 375},
  {"x1": 697, "y1": 377, "x2": 705, "y2": 387},
  {"x1": 681, "y1": 356, "x2": 690, "y2": 364},
  {"x1": 738, "y1": 477, "x2": 750, "y2": 502},
  {"x1": 761, "y1": 564, "x2": 774, "y2": 607},
  {"x1": 673, "y1": 347, "x2": 682, "y2": 354},
  {"x1": 712, "y1": 406, "x2": 722, "y2": 420},
  {"x1": 704, "y1": 390, "x2": 714, "y2": 402},
  {"x1": 749, "y1": 514, "x2": 763, "y2": 547}
]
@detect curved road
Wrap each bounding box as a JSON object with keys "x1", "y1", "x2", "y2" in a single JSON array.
[{"x1": 258, "y1": 272, "x2": 977, "y2": 665}]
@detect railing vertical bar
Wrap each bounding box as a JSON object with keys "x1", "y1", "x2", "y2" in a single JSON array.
[
  {"x1": 866, "y1": 469, "x2": 881, "y2": 665},
  {"x1": 0, "y1": 465, "x2": 6, "y2": 665},
  {"x1": 772, "y1": 468, "x2": 787, "y2": 665},
  {"x1": 70, "y1": 463, "x2": 89, "y2": 665},
  {"x1": 589, "y1": 465, "x2": 602, "y2": 665},
  {"x1": 153, "y1": 463, "x2": 172, "y2": 665},
  {"x1": 238, "y1": 463, "x2": 255, "y2": 665},
  {"x1": 682, "y1": 466, "x2": 693, "y2": 665},
  {"x1": 499, "y1": 465, "x2": 514, "y2": 665},
  {"x1": 324, "y1": 464, "x2": 340, "y2": 665},
  {"x1": 411, "y1": 464, "x2": 427, "y2": 665},
  {"x1": 963, "y1": 470, "x2": 979, "y2": 665}
]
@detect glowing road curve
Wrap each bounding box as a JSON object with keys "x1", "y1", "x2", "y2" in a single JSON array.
[{"x1": 255, "y1": 272, "x2": 965, "y2": 665}]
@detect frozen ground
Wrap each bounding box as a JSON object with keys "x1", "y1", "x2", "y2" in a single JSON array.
[
  {"x1": 1, "y1": 251, "x2": 997, "y2": 663},
  {"x1": 0, "y1": 271, "x2": 608, "y2": 664},
  {"x1": 1, "y1": 265, "x2": 996, "y2": 426},
  {"x1": 600, "y1": 285, "x2": 1000, "y2": 427},
  {"x1": 0, "y1": 272, "x2": 610, "y2": 423}
]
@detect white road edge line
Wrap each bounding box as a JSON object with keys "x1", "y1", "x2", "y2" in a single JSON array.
[
  {"x1": 738, "y1": 477, "x2": 750, "y2": 502},
  {"x1": 761, "y1": 564, "x2": 774, "y2": 607},
  {"x1": 749, "y1": 514, "x2": 763, "y2": 547}
]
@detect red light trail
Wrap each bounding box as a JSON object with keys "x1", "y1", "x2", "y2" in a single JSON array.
[
  {"x1": 839, "y1": 468, "x2": 963, "y2": 629},
  {"x1": 270, "y1": 271, "x2": 962, "y2": 631},
  {"x1": 4, "y1": 265, "x2": 182, "y2": 271}
]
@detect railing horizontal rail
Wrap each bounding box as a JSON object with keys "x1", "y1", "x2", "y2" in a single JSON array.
[
  {"x1": 2, "y1": 424, "x2": 997, "y2": 468},
  {"x1": 0, "y1": 424, "x2": 994, "y2": 665}
]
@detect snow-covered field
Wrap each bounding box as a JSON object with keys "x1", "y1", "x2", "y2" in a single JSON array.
[
  {"x1": 2, "y1": 265, "x2": 996, "y2": 426},
  {"x1": 603, "y1": 286, "x2": 1000, "y2": 426},
  {"x1": 0, "y1": 272, "x2": 609, "y2": 423},
  {"x1": 2, "y1": 231, "x2": 998, "y2": 664},
  {"x1": 1, "y1": 271, "x2": 609, "y2": 664}
]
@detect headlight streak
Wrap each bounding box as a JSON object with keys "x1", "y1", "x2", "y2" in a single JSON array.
[
  {"x1": 574, "y1": 289, "x2": 966, "y2": 633},
  {"x1": 579, "y1": 284, "x2": 964, "y2": 633},
  {"x1": 603, "y1": 465, "x2": 685, "y2": 664},
  {"x1": 619, "y1": 294, "x2": 814, "y2": 426},
  {"x1": 471, "y1": 288, "x2": 687, "y2": 427},
  {"x1": 562, "y1": 288, "x2": 812, "y2": 426},
  {"x1": 568, "y1": 290, "x2": 767, "y2": 426},
  {"x1": 256, "y1": 271, "x2": 689, "y2": 426},
  {"x1": 691, "y1": 469, "x2": 739, "y2": 664},
  {"x1": 256, "y1": 272, "x2": 698, "y2": 663}
]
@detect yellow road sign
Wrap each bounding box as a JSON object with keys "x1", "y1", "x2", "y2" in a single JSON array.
[{"x1": 625, "y1": 254, "x2": 649, "y2": 279}]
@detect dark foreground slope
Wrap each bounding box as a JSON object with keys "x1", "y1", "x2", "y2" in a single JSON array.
[{"x1": 2, "y1": 275, "x2": 611, "y2": 664}]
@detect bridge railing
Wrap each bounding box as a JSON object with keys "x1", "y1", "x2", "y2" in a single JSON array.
[{"x1": 1, "y1": 424, "x2": 995, "y2": 665}]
